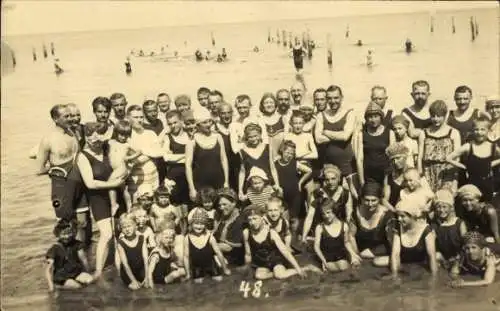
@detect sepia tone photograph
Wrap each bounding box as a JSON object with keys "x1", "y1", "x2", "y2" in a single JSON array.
[{"x1": 1, "y1": 1, "x2": 499, "y2": 310}]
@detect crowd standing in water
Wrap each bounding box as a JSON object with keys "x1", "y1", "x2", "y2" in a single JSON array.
[{"x1": 35, "y1": 79, "x2": 500, "y2": 293}]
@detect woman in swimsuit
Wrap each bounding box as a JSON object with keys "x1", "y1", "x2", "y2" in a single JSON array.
[
  {"x1": 259, "y1": 92, "x2": 288, "y2": 159},
  {"x1": 185, "y1": 107, "x2": 229, "y2": 202},
  {"x1": 76, "y1": 123, "x2": 126, "y2": 279},
  {"x1": 349, "y1": 182, "x2": 394, "y2": 266},
  {"x1": 383, "y1": 143, "x2": 411, "y2": 209},
  {"x1": 390, "y1": 199, "x2": 438, "y2": 279}
]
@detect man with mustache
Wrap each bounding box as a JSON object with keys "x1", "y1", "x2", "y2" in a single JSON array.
[{"x1": 109, "y1": 93, "x2": 128, "y2": 125}]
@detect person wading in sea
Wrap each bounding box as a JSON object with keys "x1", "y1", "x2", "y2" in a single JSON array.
[{"x1": 36, "y1": 104, "x2": 89, "y2": 245}]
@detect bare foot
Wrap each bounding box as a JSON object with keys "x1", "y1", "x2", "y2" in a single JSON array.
[{"x1": 304, "y1": 264, "x2": 323, "y2": 274}]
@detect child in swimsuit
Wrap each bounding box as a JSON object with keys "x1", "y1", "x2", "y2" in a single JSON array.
[
  {"x1": 449, "y1": 231, "x2": 500, "y2": 288},
  {"x1": 131, "y1": 207, "x2": 156, "y2": 250},
  {"x1": 284, "y1": 111, "x2": 318, "y2": 167},
  {"x1": 188, "y1": 187, "x2": 217, "y2": 231},
  {"x1": 146, "y1": 227, "x2": 185, "y2": 287},
  {"x1": 243, "y1": 204, "x2": 320, "y2": 280},
  {"x1": 399, "y1": 168, "x2": 435, "y2": 217},
  {"x1": 184, "y1": 209, "x2": 230, "y2": 283},
  {"x1": 151, "y1": 183, "x2": 184, "y2": 234},
  {"x1": 390, "y1": 200, "x2": 438, "y2": 279},
  {"x1": 314, "y1": 199, "x2": 361, "y2": 272},
  {"x1": 45, "y1": 219, "x2": 93, "y2": 292},
  {"x1": 391, "y1": 115, "x2": 418, "y2": 168},
  {"x1": 246, "y1": 167, "x2": 276, "y2": 209},
  {"x1": 108, "y1": 120, "x2": 141, "y2": 213},
  {"x1": 447, "y1": 115, "x2": 500, "y2": 202},
  {"x1": 117, "y1": 214, "x2": 148, "y2": 290},
  {"x1": 275, "y1": 140, "x2": 313, "y2": 241},
  {"x1": 431, "y1": 189, "x2": 468, "y2": 268},
  {"x1": 264, "y1": 196, "x2": 292, "y2": 251}
]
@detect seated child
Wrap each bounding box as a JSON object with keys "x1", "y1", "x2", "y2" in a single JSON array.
[
  {"x1": 147, "y1": 225, "x2": 186, "y2": 287},
  {"x1": 246, "y1": 167, "x2": 276, "y2": 209},
  {"x1": 243, "y1": 204, "x2": 321, "y2": 280},
  {"x1": 151, "y1": 183, "x2": 184, "y2": 234},
  {"x1": 399, "y1": 168, "x2": 435, "y2": 216},
  {"x1": 117, "y1": 214, "x2": 148, "y2": 290},
  {"x1": 431, "y1": 189, "x2": 468, "y2": 268},
  {"x1": 264, "y1": 196, "x2": 292, "y2": 250},
  {"x1": 188, "y1": 187, "x2": 217, "y2": 231},
  {"x1": 449, "y1": 231, "x2": 500, "y2": 288},
  {"x1": 131, "y1": 206, "x2": 156, "y2": 250},
  {"x1": 108, "y1": 120, "x2": 142, "y2": 213},
  {"x1": 45, "y1": 219, "x2": 93, "y2": 291},
  {"x1": 184, "y1": 209, "x2": 230, "y2": 283},
  {"x1": 314, "y1": 199, "x2": 361, "y2": 272}
]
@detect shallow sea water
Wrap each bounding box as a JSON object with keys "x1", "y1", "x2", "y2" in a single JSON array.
[{"x1": 1, "y1": 7, "x2": 500, "y2": 311}]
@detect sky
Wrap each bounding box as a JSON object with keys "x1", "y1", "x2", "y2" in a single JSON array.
[{"x1": 1, "y1": 1, "x2": 498, "y2": 36}]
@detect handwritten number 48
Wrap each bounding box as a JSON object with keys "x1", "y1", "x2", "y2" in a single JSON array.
[{"x1": 239, "y1": 280, "x2": 263, "y2": 298}]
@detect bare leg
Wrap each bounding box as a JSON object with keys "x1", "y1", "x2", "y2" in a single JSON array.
[
  {"x1": 273, "y1": 264, "x2": 301, "y2": 279},
  {"x1": 93, "y1": 218, "x2": 113, "y2": 279},
  {"x1": 255, "y1": 268, "x2": 274, "y2": 280},
  {"x1": 62, "y1": 279, "x2": 82, "y2": 289},
  {"x1": 165, "y1": 269, "x2": 186, "y2": 284},
  {"x1": 325, "y1": 260, "x2": 349, "y2": 272}
]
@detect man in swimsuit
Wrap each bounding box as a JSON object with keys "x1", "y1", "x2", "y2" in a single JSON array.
[
  {"x1": 156, "y1": 92, "x2": 171, "y2": 129},
  {"x1": 313, "y1": 88, "x2": 328, "y2": 114},
  {"x1": 276, "y1": 89, "x2": 291, "y2": 117},
  {"x1": 208, "y1": 90, "x2": 223, "y2": 122},
  {"x1": 448, "y1": 85, "x2": 478, "y2": 143},
  {"x1": 109, "y1": 93, "x2": 128, "y2": 125},
  {"x1": 174, "y1": 94, "x2": 192, "y2": 113},
  {"x1": 402, "y1": 80, "x2": 432, "y2": 139},
  {"x1": 36, "y1": 104, "x2": 87, "y2": 239},
  {"x1": 290, "y1": 81, "x2": 307, "y2": 112},
  {"x1": 197, "y1": 87, "x2": 210, "y2": 108}
]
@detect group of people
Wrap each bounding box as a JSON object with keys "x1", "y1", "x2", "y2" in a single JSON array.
[{"x1": 35, "y1": 79, "x2": 500, "y2": 293}]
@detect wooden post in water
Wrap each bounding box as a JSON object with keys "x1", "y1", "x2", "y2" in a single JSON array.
[
  {"x1": 430, "y1": 16, "x2": 434, "y2": 33},
  {"x1": 211, "y1": 32, "x2": 215, "y2": 47},
  {"x1": 452, "y1": 17, "x2": 456, "y2": 34},
  {"x1": 470, "y1": 16, "x2": 476, "y2": 41},
  {"x1": 327, "y1": 33, "x2": 332, "y2": 67},
  {"x1": 345, "y1": 25, "x2": 349, "y2": 38},
  {"x1": 267, "y1": 29, "x2": 271, "y2": 43},
  {"x1": 276, "y1": 29, "x2": 280, "y2": 44},
  {"x1": 282, "y1": 30, "x2": 287, "y2": 47}
]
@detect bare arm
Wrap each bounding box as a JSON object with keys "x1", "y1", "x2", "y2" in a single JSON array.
[
  {"x1": 402, "y1": 111, "x2": 421, "y2": 140},
  {"x1": 323, "y1": 111, "x2": 355, "y2": 142},
  {"x1": 459, "y1": 220, "x2": 468, "y2": 237},
  {"x1": 425, "y1": 230, "x2": 438, "y2": 275},
  {"x1": 313, "y1": 225, "x2": 327, "y2": 265},
  {"x1": 243, "y1": 229, "x2": 252, "y2": 266},
  {"x1": 45, "y1": 259, "x2": 55, "y2": 291},
  {"x1": 147, "y1": 254, "x2": 159, "y2": 288},
  {"x1": 297, "y1": 161, "x2": 312, "y2": 189},
  {"x1": 348, "y1": 221, "x2": 360, "y2": 254},
  {"x1": 268, "y1": 144, "x2": 280, "y2": 188},
  {"x1": 302, "y1": 204, "x2": 316, "y2": 242},
  {"x1": 184, "y1": 139, "x2": 196, "y2": 193},
  {"x1": 77, "y1": 249, "x2": 90, "y2": 272},
  {"x1": 460, "y1": 256, "x2": 497, "y2": 287},
  {"x1": 218, "y1": 135, "x2": 229, "y2": 186},
  {"x1": 209, "y1": 235, "x2": 229, "y2": 273},
  {"x1": 446, "y1": 144, "x2": 469, "y2": 170},
  {"x1": 345, "y1": 192, "x2": 353, "y2": 222},
  {"x1": 301, "y1": 135, "x2": 318, "y2": 160},
  {"x1": 314, "y1": 113, "x2": 330, "y2": 144},
  {"x1": 183, "y1": 236, "x2": 191, "y2": 279},
  {"x1": 77, "y1": 154, "x2": 123, "y2": 189},
  {"x1": 142, "y1": 237, "x2": 149, "y2": 284},
  {"x1": 391, "y1": 233, "x2": 401, "y2": 276},
  {"x1": 486, "y1": 207, "x2": 500, "y2": 243},
  {"x1": 355, "y1": 130, "x2": 365, "y2": 185},
  {"x1": 35, "y1": 137, "x2": 51, "y2": 175},
  {"x1": 238, "y1": 162, "x2": 246, "y2": 198},
  {"x1": 417, "y1": 131, "x2": 425, "y2": 174},
  {"x1": 162, "y1": 135, "x2": 185, "y2": 162},
  {"x1": 270, "y1": 230, "x2": 302, "y2": 272},
  {"x1": 117, "y1": 243, "x2": 139, "y2": 284},
  {"x1": 139, "y1": 133, "x2": 164, "y2": 158}
]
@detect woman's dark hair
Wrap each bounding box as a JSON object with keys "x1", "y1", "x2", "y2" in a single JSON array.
[{"x1": 361, "y1": 181, "x2": 383, "y2": 199}]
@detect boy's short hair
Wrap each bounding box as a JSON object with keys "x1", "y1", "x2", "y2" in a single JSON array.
[
  {"x1": 197, "y1": 187, "x2": 217, "y2": 204},
  {"x1": 472, "y1": 112, "x2": 492, "y2": 128},
  {"x1": 278, "y1": 139, "x2": 296, "y2": 156},
  {"x1": 119, "y1": 213, "x2": 136, "y2": 227},
  {"x1": 429, "y1": 100, "x2": 448, "y2": 117},
  {"x1": 53, "y1": 219, "x2": 76, "y2": 237},
  {"x1": 197, "y1": 87, "x2": 210, "y2": 96},
  {"x1": 245, "y1": 204, "x2": 267, "y2": 217},
  {"x1": 113, "y1": 120, "x2": 132, "y2": 137},
  {"x1": 154, "y1": 185, "x2": 171, "y2": 198}
]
